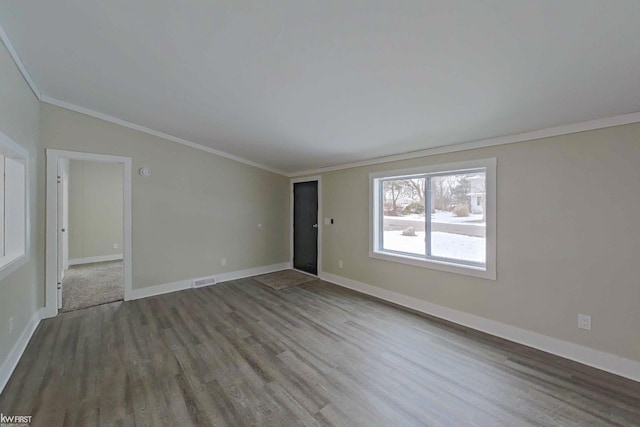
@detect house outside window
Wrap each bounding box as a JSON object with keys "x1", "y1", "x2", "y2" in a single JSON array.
[{"x1": 370, "y1": 158, "x2": 496, "y2": 279}]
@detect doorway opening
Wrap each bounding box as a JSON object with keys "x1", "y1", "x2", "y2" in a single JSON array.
[
  {"x1": 60, "y1": 159, "x2": 124, "y2": 311},
  {"x1": 291, "y1": 176, "x2": 322, "y2": 276},
  {"x1": 45, "y1": 150, "x2": 132, "y2": 317}
]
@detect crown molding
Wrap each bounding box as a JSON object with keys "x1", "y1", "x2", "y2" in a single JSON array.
[
  {"x1": 37, "y1": 96, "x2": 640, "y2": 180},
  {"x1": 0, "y1": 21, "x2": 41, "y2": 100},
  {"x1": 40, "y1": 95, "x2": 287, "y2": 176},
  {"x1": 287, "y1": 111, "x2": 640, "y2": 177},
  {"x1": 1, "y1": 18, "x2": 285, "y2": 175},
  {"x1": 4, "y1": 20, "x2": 640, "y2": 178}
]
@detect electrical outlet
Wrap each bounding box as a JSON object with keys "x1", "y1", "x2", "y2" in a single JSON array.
[
  {"x1": 113, "y1": 243, "x2": 118, "y2": 249},
  {"x1": 9, "y1": 317, "x2": 13, "y2": 334},
  {"x1": 338, "y1": 260, "x2": 344, "y2": 269},
  {"x1": 258, "y1": 223, "x2": 262, "y2": 228},
  {"x1": 578, "y1": 314, "x2": 591, "y2": 331},
  {"x1": 221, "y1": 258, "x2": 227, "y2": 266},
  {"x1": 324, "y1": 218, "x2": 331, "y2": 225}
]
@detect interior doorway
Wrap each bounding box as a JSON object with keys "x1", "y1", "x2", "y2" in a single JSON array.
[
  {"x1": 45, "y1": 150, "x2": 132, "y2": 317},
  {"x1": 291, "y1": 177, "x2": 321, "y2": 275},
  {"x1": 58, "y1": 159, "x2": 125, "y2": 311}
]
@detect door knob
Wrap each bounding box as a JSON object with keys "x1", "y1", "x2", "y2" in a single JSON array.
[{"x1": 312, "y1": 224, "x2": 318, "y2": 228}]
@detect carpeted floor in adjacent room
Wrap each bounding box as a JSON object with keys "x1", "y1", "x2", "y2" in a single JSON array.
[{"x1": 61, "y1": 260, "x2": 124, "y2": 312}]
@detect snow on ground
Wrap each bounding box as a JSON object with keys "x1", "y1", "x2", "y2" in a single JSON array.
[
  {"x1": 432, "y1": 211, "x2": 485, "y2": 224},
  {"x1": 383, "y1": 231, "x2": 485, "y2": 263},
  {"x1": 386, "y1": 211, "x2": 485, "y2": 225}
]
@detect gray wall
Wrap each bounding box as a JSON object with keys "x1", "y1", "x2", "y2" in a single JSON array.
[
  {"x1": 41, "y1": 103, "x2": 290, "y2": 290},
  {"x1": 2, "y1": 20, "x2": 638, "y2": 382},
  {"x1": 68, "y1": 160, "x2": 124, "y2": 261},
  {"x1": 0, "y1": 42, "x2": 42, "y2": 366},
  {"x1": 318, "y1": 123, "x2": 640, "y2": 363}
]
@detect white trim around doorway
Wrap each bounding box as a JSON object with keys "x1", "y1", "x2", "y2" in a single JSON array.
[
  {"x1": 290, "y1": 176, "x2": 322, "y2": 276},
  {"x1": 44, "y1": 150, "x2": 133, "y2": 318}
]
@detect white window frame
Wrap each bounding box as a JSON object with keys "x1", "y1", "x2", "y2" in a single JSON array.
[
  {"x1": 369, "y1": 158, "x2": 496, "y2": 280},
  {"x1": 0, "y1": 130, "x2": 30, "y2": 282}
]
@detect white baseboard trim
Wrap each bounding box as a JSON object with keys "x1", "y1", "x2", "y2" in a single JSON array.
[
  {"x1": 69, "y1": 254, "x2": 123, "y2": 266},
  {"x1": 214, "y1": 262, "x2": 291, "y2": 283},
  {"x1": 0, "y1": 308, "x2": 45, "y2": 394},
  {"x1": 319, "y1": 271, "x2": 640, "y2": 382},
  {"x1": 128, "y1": 277, "x2": 193, "y2": 300},
  {"x1": 128, "y1": 262, "x2": 292, "y2": 301}
]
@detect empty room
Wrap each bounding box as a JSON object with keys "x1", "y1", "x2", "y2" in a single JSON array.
[{"x1": 0, "y1": 1, "x2": 639, "y2": 426}]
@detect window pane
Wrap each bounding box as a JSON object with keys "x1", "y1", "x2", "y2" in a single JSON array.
[
  {"x1": 381, "y1": 177, "x2": 426, "y2": 256},
  {"x1": 0, "y1": 154, "x2": 4, "y2": 257},
  {"x1": 430, "y1": 172, "x2": 486, "y2": 264},
  {"x1": 4, "y1": 157, "x2": 26, "y2": 256}
]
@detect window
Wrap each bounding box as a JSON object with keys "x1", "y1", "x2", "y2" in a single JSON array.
[
  {"x1": 0, "y1": 131, "x2": 28, "y2": 281},
  {"x1": 370, "y1": 158, "x2": 496, "y2": 279}
]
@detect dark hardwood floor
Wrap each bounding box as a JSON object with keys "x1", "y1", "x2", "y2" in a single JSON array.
[{"x1": 1, "y1": 277, "x2": 639, "y2": 426}]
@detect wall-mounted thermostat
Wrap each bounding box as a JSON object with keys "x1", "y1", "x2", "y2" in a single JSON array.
[{"x1": 139, "y1": 167, "x2": 151, "y2": 177}]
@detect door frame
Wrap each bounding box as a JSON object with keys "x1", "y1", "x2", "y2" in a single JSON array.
[
  {"x1": 57, "y1": 159, "x2": 70, "y2": 282},
  {"x1": 290, "y1": 176, "x2": 322, "y2": 276},
  {"x1": 61, "y1": 165, "x2": 69, "y2": 272},
  {"x1": 44, "y1": 149, "x2": 132, "y2": 318}
]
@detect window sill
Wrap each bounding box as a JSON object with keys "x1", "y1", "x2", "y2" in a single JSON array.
[
  {"x1": 0, "y1": 253, "x2": 29, "y2": 282},
  {"x1": 369, "y1": 250, "x2": 496, "y2": 280}
]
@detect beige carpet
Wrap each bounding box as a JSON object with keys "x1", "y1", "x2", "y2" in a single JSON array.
[
  {"x1": 252, "y1": 269, "x2": 316, "y2": 290},
  {"x1": 61, "y1": 260, "x2": 124, "y2": 312}
]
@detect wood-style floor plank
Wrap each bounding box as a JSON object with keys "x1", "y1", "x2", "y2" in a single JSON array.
[{"x1": 1, "y1": 277, "x2": 639, "y2": 426}]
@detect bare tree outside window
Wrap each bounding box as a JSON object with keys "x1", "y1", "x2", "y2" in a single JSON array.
[{"x1": 379, "y1": 171, "x2": 486, "y2": 265}]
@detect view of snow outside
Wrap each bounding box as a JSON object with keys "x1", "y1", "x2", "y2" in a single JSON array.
[
  {"x1": 383, "y1": 230, "x2": 485, "y2": 263},
  {"x1": 381, "y1": 172, "x2": 486, "y2": 264}
]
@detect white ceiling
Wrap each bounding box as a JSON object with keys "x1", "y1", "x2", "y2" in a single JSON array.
[{"x1": 1, "y1": 1, "x2": 639, "y2": 174}]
